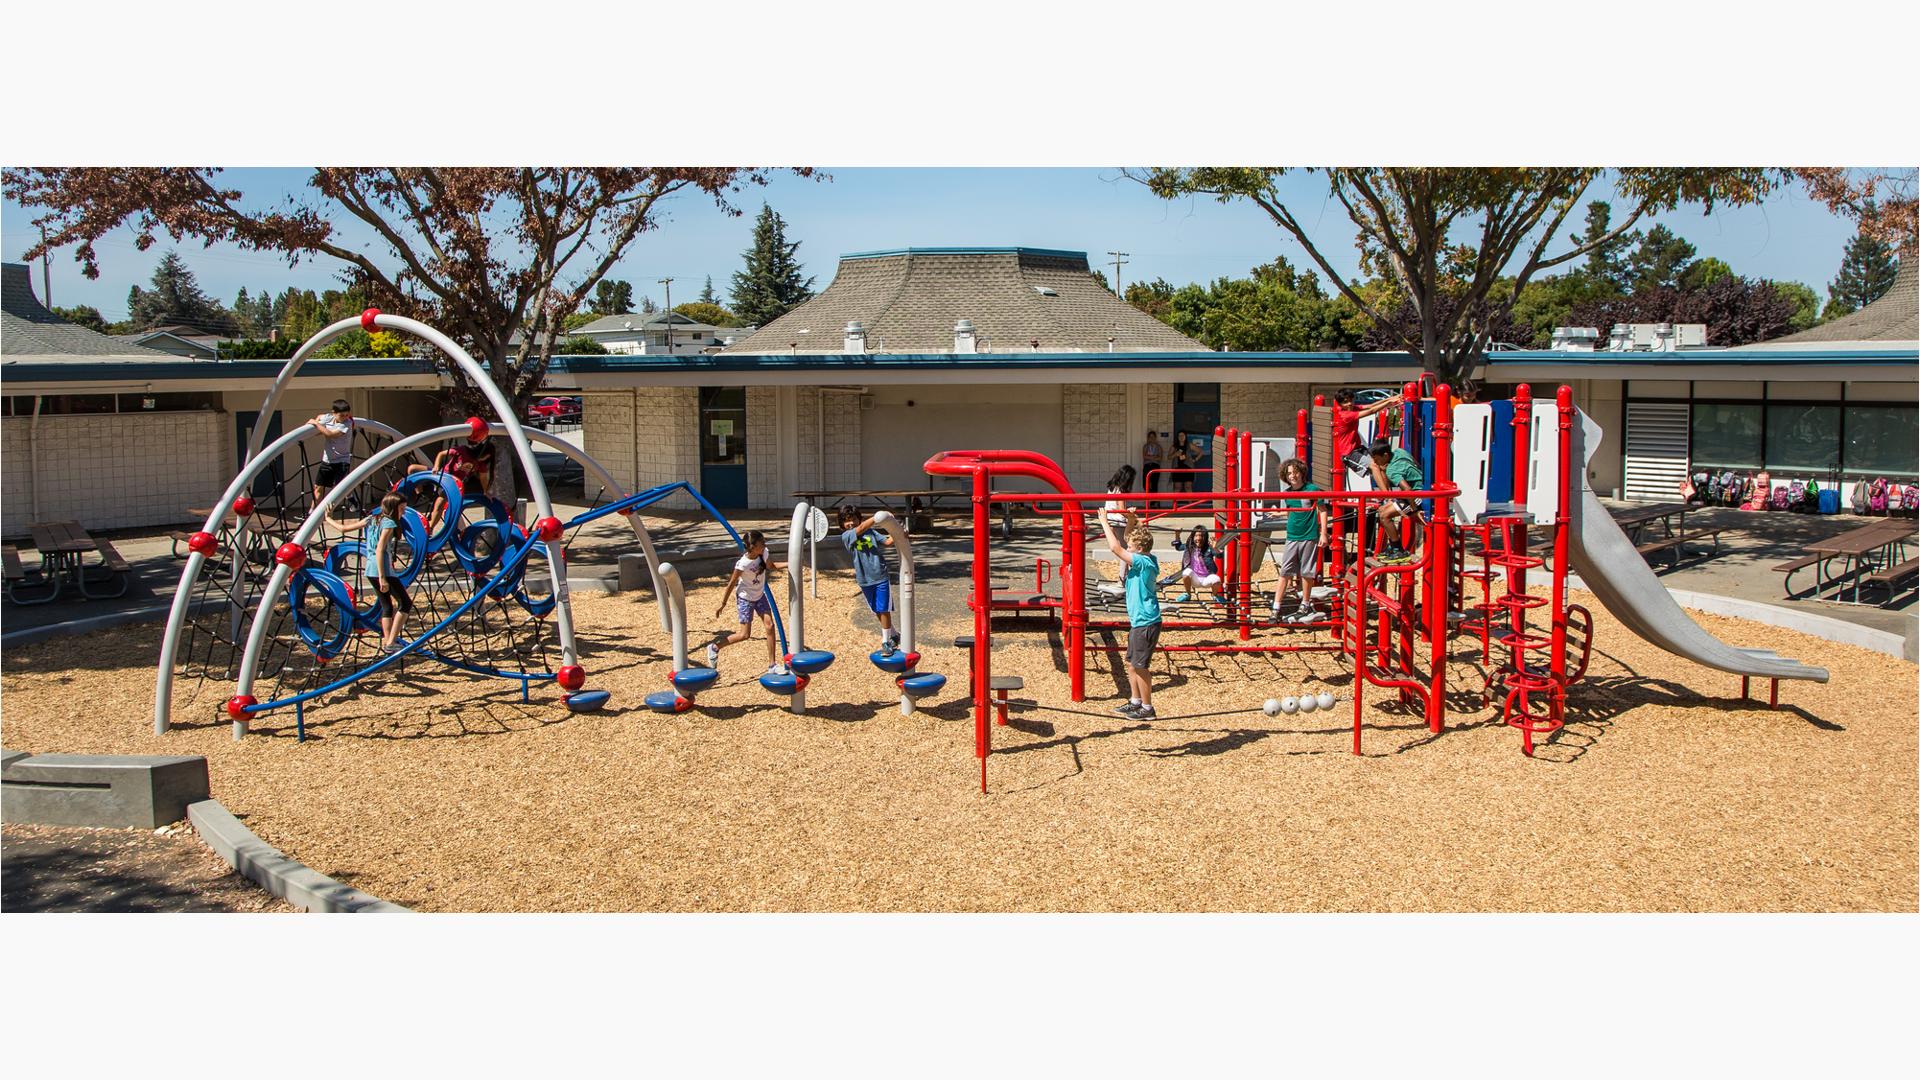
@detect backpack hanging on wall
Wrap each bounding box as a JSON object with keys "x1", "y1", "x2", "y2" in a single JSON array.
[
  {"x1": 1722, "y1": 471, "x2": 1745, "y2": 507},
  {"x1": 1868, "y1": 477, "x2": 1890, "y2": 513},
  {"x1": 1802, "y1": 479, "x2": 1822, "y2": 513},
  {"x1": 1899, "y1": 485, "x2": 1918, "y2": 516},
  {"x1": 1771, "y1": 483, "x2": 1792, "y2": 511},
  {"x1": 1748, "y1": 471, "x2": 1773, "y2": 511},
  {"x1": 1786, "y1": 479, "x2": 1807, "y2": 511},
  {"x1": 1851, "y1": 480, "x2": 1871, "y2": 514}
]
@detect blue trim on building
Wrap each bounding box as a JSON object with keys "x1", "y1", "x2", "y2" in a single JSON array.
[
  {"x1": 550, "y1": 350, "x2": 1364, "y2": 374},
  {"x1": 1486, "y1": 348, "x2": 1917, "y2": 366},
  {"x1": 1, "y1": 357, "x2": 441, "y2": 383},
  {"x1": 839, "y1": 246, "x2": 1092, "y2": 262}
]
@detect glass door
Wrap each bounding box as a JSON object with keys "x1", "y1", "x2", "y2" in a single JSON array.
[{"x1": 698, "y1": 387, "x2": 748, "y2": 508}]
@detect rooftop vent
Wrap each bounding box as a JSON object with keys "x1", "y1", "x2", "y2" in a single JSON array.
[
  {"x1": 844, "y1": 320, "x2": 867, "y2": 354},
  {"x1": 953, "y1": 318, "x2": 977, "y2": 354},
  {"x1": 1031, "y1": 285, "x2": 1058, "y2": 297}
]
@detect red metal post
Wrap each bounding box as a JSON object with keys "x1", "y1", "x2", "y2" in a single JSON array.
[
  {"x1": 1240, "y1": 427, "x2": 1254, "y2": 640},
  {"x1": 1296, "y1": 408, "x2": 1310, "y2": 469},
  {"x1": 1428, "y1": 384, "x2": 1453, "y2": 734},
  {"x1": 1329, "y1": 403, "x2": 1347, "y2": 580},
  {"x1": 972, "y1": 466, "x2": 991, "y2": 793},
  {"x1": 1511, "y1": 384, "x2": 1534, "y2": 756},
  {"x1": 1222, "y1": 427, "x2": 1239, "y2": 612},
  {"x1": 1551, "y1": 386, "x2": 1574, "y2": 726}
]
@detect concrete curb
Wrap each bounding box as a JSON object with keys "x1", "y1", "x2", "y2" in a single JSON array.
[
  {"x1": 1, "y1": 601, "x2": 186, "y2": 647},
  {"x1": 1566, "y1": 574, "x2": 1912, "y2": 661},
  {"x1": 187, "y1": 799, "x2": 410, "y2": 913}
]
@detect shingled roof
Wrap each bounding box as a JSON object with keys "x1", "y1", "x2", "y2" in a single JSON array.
[
  {"x1": 1, "y1": 262, "x2": 179, "y2": 360},
  {"x1": 1755, "y1": 258, "x2": 1916, "y2": 347},
  {"x1": 720, "y1": 247, "x2": 1208, "y2": 353}
]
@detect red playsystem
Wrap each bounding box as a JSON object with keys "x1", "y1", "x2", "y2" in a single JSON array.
[{"x1": 925, "y1": 382, "x2": 1595, "y2": 793}]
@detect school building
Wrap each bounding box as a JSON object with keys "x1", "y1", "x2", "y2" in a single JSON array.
[{"x1": 3, "y1": 252, "x2": 1915, "y2": 534}]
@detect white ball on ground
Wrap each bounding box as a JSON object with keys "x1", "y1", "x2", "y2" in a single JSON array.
[
  {"x1": 1315, "y1": 692, "x2": 1335, "y2": 710},
  {"x1": 1297, "y1": 694, "x2": 1318, "y2": 714},
  {"x1": 1280, "y1": 696, "x2": 1299, "y2": 714},
  {"x1": 1263, "y1": 698, "x2": 1282, "y2": 717}
]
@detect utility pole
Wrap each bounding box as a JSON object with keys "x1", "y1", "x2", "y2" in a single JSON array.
[
  {"x1": 657, "y1": 276, "x2": 674, "y2": 354},
  {"x1": 1106, "y1": 251, "x2": 1130, "y2": 295},
  {"x1": 39, "y1": 225, "x2": 51, "y2": 307}
]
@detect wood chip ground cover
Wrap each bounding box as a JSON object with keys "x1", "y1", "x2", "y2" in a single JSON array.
[{"x1": 2, "y1": 574, "x2": 1913, "y2": 911}]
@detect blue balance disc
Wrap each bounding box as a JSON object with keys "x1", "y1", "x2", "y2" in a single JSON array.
[
  {"x1": 788, "y1": 649, "x2": 836, "y2": 675},
  {"x1": 564, "y1": 689, "x2": 611, "y2": 713},
  {"x1": 758, "y1": 670, "x2": 807, "y2": 695},
  {"x1": 670, "y1": 667, "x2": 721, "y2": 694},
  {"x1": 644, "y1": 690, "x2": 686, "y2": 713},
  {"x1": 900, "y1": 672, "x2": 947, "y2": 697},
  {"x1": 870, "y1": 649, "x2": 917, "y2": 673}
]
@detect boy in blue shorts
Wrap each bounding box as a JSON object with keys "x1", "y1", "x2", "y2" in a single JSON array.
[
  {"x1": 839, "y1": 506, "x2": 899, "y2": 654},
  {"x1": 1101, "y1": 516, "x2": 1162, "y2": 720}
]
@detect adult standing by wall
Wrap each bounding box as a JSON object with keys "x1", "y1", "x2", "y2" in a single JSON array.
[{"x1": 1142, "y1": 429, "x2": 1164, "y2": 494}]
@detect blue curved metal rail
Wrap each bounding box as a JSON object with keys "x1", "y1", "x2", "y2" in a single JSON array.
[
  {"x1": 245, "y1": 533, "x2": 547, "y2": 717},
  {"x1": 560, "y1": 480, "x2": 790, "y2": 655}
]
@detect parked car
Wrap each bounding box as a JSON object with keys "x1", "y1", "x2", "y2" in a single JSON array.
[{"x1": 526, "y1": 396, "x2": 582, "y2": 425}]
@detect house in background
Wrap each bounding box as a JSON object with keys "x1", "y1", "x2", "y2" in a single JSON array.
[
  {"x1": 114, "y1": 324, "x2": 230, "y2": 360},
  {"x1": 557, "y1": 311, "x2": 740, "y2": 355}
]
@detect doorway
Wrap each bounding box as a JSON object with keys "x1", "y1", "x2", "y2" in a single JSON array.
[
  {"x1": 1171, "y1": 383, "x2": 1220, "y2": 486},
  {"x1": 235, "y1": 410, "x2": 284, "y2": 499},
  {"x1": 698, "y1": 386, "x2": 748, "y2": 508}
]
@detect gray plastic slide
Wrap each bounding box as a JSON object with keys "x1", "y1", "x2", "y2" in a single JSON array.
[{"x1": 1566, "y1": 409, "x2": 1828, "y2": 684}]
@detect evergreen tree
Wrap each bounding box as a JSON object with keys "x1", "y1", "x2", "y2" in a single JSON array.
[
  {"x1": 729, "y1": 203, "x2": 815, "y2": 326},
  {"x1": 1621, "y1": 225, "x2": 1697, "y2": 293},
  {"x1": 697, "y1": 275, "x2": 717, "y2": 305},
  {"x1": 1825, "y1": 230, "x2": 1899, "y2": 317},
  {"x1": 1575, "y1": 201, "x2": 1630, "y2": 292},
  {"x1": 590, "y1": 278, "x2": 634, "y2": 315},
  {"x1": 638, "y1": 295, "x2": 659, "y2": 315},
  {"x1": 232, "y1": 286, "x2": 278, "y2": 337},
  {"x1": 126, "y1": 251, "x2": 237, "y2": 333}
]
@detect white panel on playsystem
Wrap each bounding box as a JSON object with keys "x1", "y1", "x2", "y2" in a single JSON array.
[
  {"x1": 1449, "y1": 404, "x2": 1494, "y2": 523},
  {"x1": 1248, "y1": 437, "x2": 1296, "y2": 503},
  {"x1": 1345, "y1": 416, "x2": 1380, "y2": 490},
  {"x1": 1525, "y1": 401, "x2": 1562, "y2": 520}
]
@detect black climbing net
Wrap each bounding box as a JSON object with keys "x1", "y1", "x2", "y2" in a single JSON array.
[{"x1": 172, "y1": 429, "x2": 618, "y2": 721}]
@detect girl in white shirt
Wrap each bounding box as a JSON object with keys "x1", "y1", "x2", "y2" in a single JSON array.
[{"x1": 707, "y1": 530, "x2": 785, "y2": 675}]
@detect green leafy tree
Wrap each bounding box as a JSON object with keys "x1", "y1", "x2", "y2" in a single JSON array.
[
  {"x1": 1824, "y1": 229, "x2": 1899, "y2": 317},
  {"x1": 1090, "y1": 268, "x2": 1114, "y2": 293},
  {"x1": 1123, "y1": 278, "x2": 1176, "y2": 320},
  {"x1": 52, "y1": 304, "x2": 107, "y2": 332},
  {"x1": 563, "y1": 311, "x2": 601, "y2": 331},
  {"x1": 277, "y1": 287, "x2": 326, "y2": 340},
  {"x1": 313, "y1": 329, "x2": 414, "y2": 359},
  {"x1": 1769, "y1": 280, "x2": 1822, "y2": 332},
  {"x1": 697, "y1": 275, "x2": 717, "y2": 305},
  {"x1": 126, "y1": 251, "x2": 237, "y2": 333},
  {"x1": 560, "y1": 335, "x2": 609, "y2": 355},
  {"x1": 1157, "y1": 258, "x2": 1365, "y2": 351},
  {"x1": 590, "y1": 278, "x2": 634, "y2": 315},
  {"x1": 673, "y1": 301, "x2": 740, "y2": 327},
  {"x1": 1678, "y1": 256, "x2": 1733, "y2": 291},
  {"x1": 219, "y1": 336, "x2": 303, "y2": 359},
  {"x1": 1508, "y1": 273, "x2": 1612, "y2": 346},
  {"x1": 729, "y1": 203, "x2": 815, "y2": 326}
]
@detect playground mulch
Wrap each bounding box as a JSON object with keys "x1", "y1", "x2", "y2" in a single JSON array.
[{"x1": 2, "y1": 572, "x2": 1914, "y2": 913}]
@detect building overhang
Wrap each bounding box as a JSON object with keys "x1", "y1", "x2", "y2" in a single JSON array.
[{"x1": 0, "y1": 357, "x2": 442, "y2": 394}]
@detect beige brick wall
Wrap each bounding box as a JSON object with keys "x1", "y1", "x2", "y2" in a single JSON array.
[
  {"x1": 3, "y1": 410, "x2": 228, "y2": 535},
  {"x1": 1063, "y1": 382, "x2": 1129, "y2": 492},
  {"x1": 794, "y1": 387, "x2": 862, "y2": 492},
  {"x1": 1215, "y1": 380, "x2": 1313, "y2": 490},
  {"x1": 581, "y1": 390, "x2": 637, "y2": 493},
  {"x1": 634, "y1": 386, "x2": 700, "y2": 510}
]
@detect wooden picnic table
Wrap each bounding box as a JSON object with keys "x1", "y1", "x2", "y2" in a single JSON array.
[
  {"x1": 26, "y1": 519, "x2": 132, "y2": 599},
  {"x1": 1611, "y1": 502, "x2": 1691, "y2": 542},
  {"x1": 1803, "y1": 518, "x2": 1915, "y2": 604}
]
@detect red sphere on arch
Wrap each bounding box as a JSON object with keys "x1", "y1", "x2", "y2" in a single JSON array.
[
  {"x1": 535, "y1": 516, "x2": 564, "y2": 542},
  {"x1": 360, "y1": 307, "x2": 382, "y2": 332},
  {"x1": 556, "y1": 664, "x2": 586, "y2": 691},
  {"x1": 274, "y1": 542, "x2": 307, "y2": 570},
  {"x1": 187, "y1": 531, "x2": 218, "y2": 556},
  {"x1": 466, "y1": 416, "x2": 491, "y2": 443},
  {"x1": 226, "y1": 694, "x2": 258, "y2": 720},
  {"x1": 232, "y1": 495, "x2": 255, "y2": 517}
]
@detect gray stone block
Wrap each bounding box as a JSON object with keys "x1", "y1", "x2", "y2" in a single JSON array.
[
  {"x1": 1, "y1": 751, "x2": 209, "y2": 829},
  {"x1": 188, "y1": 800, "x2": 408, "y2": 913},
  {"x1": 617, "y1": 553, "x2": 653, "y2": 593}
]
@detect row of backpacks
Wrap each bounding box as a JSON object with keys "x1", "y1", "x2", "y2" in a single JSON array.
[{"x1": 1682, "y1": 470, "x2": 1919, "y2": 515}]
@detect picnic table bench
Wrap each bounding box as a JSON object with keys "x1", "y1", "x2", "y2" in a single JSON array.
[
  {"x1": 4, "y1": 543, "x2": 61, "y2": 605},
  {"x1": 22, "y1": 520, "x2": 132, "y2": 601},
  {"x1": 1790, "y1": 519, "x2": 1916, "y2": 605},
  {"x1": 793, "y1": 488, "x2": 1015, "y2": 538},
  {"x1": 1613, "y1": 502, "x2": 1725, "y2": 570}
]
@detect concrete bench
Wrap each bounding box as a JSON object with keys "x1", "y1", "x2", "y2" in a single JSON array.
[{"x1": 2, "y1": 750, "x2": 210, "y2": 828}]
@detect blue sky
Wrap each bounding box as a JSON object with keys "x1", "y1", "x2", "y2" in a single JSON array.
[{"x1": 2, "y1": 167, "x2": 1864, "y2": 320}]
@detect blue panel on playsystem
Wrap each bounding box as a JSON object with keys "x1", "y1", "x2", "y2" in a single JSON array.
[
  {"x1": 788, "y1": 649, "x2": 835, "y2": 675},
  {"x1": 1486, "y1": 400, "x2": 1515, "y2": 505},
  {"x1": 900, "y1": 672, "x2": 947, "y2": 696},
  {"x1": 1418, "y1": 400, "x2": 1436, "y2": 515},
  {"x1": 670, "y1": 667, "x2": 720, "y2": 693},
  {"x1": 564, "y1": 689, "x2": 611, "y2": 712}
]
